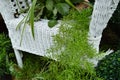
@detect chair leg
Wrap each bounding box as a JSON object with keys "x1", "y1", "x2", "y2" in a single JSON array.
[
  {"x1": 88, "y1": 35, "x2": 102, "y2": 53},
  {"x1": 13, "y1": 49, "x2": 23, "y2": 68}
]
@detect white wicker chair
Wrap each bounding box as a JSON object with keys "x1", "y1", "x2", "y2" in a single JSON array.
[
  {"x1": 0, "y1": 0, "x2": 60, "y2": 68},
  {"x1": 0, "y1": 0, "x2": 119, "y2": 68}
]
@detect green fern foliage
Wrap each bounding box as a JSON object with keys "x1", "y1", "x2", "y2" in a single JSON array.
[{"x1": 40, "y1": 8, "x2": 102, "y2": 80}]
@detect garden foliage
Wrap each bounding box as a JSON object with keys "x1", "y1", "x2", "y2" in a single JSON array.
[
  {"x1": 30, "y1": 0, "x2": 84, "y2": 21},
  {"x1": 12, "y1": 8, "x2": 103, "y2": 80},
  {"x1": 0, "y1": 33, "x2": 13, "y2": 78},
  {"x1": 96, "y1": 50, "x2": 120, "y2": 80},
  {"x1": 39, "y1": 8, "x2": 102, "y2": 80},
  {"x1": 17, "y1": 0, "x2": 85, "y2": 41}
]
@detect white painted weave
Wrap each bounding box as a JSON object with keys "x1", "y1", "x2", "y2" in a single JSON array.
[
  {"x1": 88, "y1": 0, "x2": 120, "y2": 52},
  {"x1": 7, "y1": 18, "x2": 59, "y2": 56}
]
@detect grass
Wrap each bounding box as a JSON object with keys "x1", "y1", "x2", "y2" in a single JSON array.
[{"x1": 9, "y1": 53, "x2": 51, "y2": 80}]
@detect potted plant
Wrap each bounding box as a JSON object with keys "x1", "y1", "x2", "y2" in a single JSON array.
[
  {"x1": 17, "y1": 0, "x2": 89, "y2": 38},
  {"x1": 0, "y1": 0, "x2": 91, "y2": 67}
]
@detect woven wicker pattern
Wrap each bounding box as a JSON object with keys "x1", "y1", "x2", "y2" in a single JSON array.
[
  {"x1": 88, "y1": 0, "x2": 120, "y2": 52},
  {"x1": 89, "y1": 0, "x2": 119, "y2": 37},
  {"x1": 7, "y1": 19, "x2": 60, "y2": 56}
]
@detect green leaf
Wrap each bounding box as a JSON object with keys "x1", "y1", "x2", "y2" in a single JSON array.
[
  {"x1": 56, "y1": 3, "x2": 70, "y2": 16},
  {"x1": 48, "y1": 20, "x2": 58, "y2": 28},
  {"x1": 65, "y1": 0, "x2": 80, "y2": 12},
  {"x1": 53, "y1": 8, "x2": 58, "y2": 16},
  {"x1": 29, "y1": 0, "x2": 37, "y2": 39},
  {"x1": 16, "y1": 8, "x2": 31, "y2": 45},
  {"x1": 46, "y1": 0, "x2": 54, "y2": 11},
  {"x1": 34, "y1": 6, "x2": 44, "y2": 21},
  {"x1": 118, "y1": 58, "x2": 120, "y2": 61}
]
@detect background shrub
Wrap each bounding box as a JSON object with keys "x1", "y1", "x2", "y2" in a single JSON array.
[
  {"x1": 96, "y1": 50, "x2": 120, "y2": 80},
  {"x1": 0, "y1": 33, "x2": 14, "y2": 79}
]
